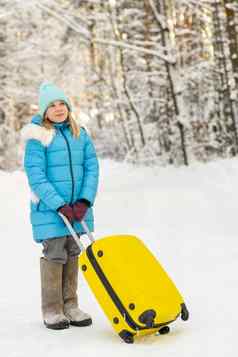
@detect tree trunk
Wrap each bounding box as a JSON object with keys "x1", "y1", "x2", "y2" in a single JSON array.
[
  {"x1": 107, "y1": 1, "x2": 133, "y2": 151},
  {"x1": 223, "y1": 0, "x2": 238, "y2": 89},
  {"x1": 212, "y1": 0, "x2": 238, "y2": 155},
  {"x1": 149, "y1": 0, "x2": 188, "y2": 165}
]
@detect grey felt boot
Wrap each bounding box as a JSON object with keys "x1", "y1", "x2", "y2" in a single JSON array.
[
  {"x1": 63, "y1": 257, "x2": 92, "y2": 327},
  {"x1": 40, "y1": 258, "x2": 69, "y2": 330}
]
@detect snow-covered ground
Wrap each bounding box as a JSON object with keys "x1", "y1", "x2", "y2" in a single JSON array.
[{"x1": 1, "y1": 158, "x2": 238, "y2": 356}]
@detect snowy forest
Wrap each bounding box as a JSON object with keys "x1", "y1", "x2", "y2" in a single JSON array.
[{"x1": 1, "y1": 0, "x2": 238, "y2": 169}]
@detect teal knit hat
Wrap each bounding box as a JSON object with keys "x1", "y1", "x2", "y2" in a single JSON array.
[{"x1": 39, "y1": 82, "x2": 72, "y2": 117}]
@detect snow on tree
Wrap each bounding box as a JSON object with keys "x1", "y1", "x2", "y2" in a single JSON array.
[{"x1": 1, "y1": 0, "x2": 238, "y2": 169}]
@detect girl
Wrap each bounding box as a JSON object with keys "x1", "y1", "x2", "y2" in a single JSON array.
[{"x1": 21, "y1": 82, "x2": 99, "y2": 330}]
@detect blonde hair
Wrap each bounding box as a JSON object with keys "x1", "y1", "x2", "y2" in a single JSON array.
[{"x1": 42, "y1": 111, "x2": 80, "y2": 137}]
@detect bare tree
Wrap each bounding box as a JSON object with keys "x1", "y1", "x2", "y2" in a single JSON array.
[{"x1": 212, "y1": 0, "x2": 238, "y2": 156}]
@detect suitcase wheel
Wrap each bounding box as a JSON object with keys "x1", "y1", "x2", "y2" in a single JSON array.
[
  {"x1": 119, "y1": 330, "x2": 134, "y2": 344},
  {"x1": 158, "y1": 326, "x2": 170, "y2": 335},
  {"x1": 181, "y1": 303, "x2": 189, "y2": 321}
]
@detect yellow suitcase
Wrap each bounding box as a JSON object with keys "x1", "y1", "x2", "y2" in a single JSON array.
[{"x1": 59, "y1": 214, "x2": 189, "y2": 343}]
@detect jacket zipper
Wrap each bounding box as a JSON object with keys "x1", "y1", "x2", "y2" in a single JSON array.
[
  {"x1": 59, "y1": 128, "x2": 74, "y2": 204},
  {"x1": 86, "y1": 244, "x2": 174, "y2": 331}
]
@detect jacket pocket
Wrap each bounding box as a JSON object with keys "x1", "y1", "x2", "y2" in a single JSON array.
[
  {"x1": 36, "y1": 201, "x2": 40, "y2": 211},
  {"x1": 30, "y1": 200, "x2": 40, "y2": 212}
]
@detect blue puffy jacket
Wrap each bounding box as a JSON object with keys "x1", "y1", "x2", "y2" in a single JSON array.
[{"x1": 22, "y1": 115, "x2": 99, "y2": 243}]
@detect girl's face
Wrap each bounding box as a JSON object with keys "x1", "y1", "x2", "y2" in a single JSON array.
[{"x1": 45, "y1": 100, "x2": 69, "y2": 123}]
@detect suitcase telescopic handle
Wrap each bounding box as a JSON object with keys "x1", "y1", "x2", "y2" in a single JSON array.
[{"x1": 58, "y1": 212, "x2": 95, "y2": 251}]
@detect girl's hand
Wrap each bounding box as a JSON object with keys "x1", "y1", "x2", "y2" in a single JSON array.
[
  {"x1": 73, "y1": 200, "x2": 90, "y2": 222},
  {"x1": 57, "y1": 204, "x2": 74, "y2": 223}
]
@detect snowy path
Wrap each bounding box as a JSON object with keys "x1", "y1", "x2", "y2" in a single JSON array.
[{"x1": 1, "y1": 159, "x2": 238, "y2": 356}]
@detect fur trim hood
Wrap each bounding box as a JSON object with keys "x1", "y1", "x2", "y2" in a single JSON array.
[
  {"x1": 21, "y1": 114, "x2": 85, "y2": 147},
  {"x1": 21, "y1": 122, "x2": 55, "y2": 147}
]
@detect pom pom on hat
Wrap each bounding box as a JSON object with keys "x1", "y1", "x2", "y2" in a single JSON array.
[{"x1": 39, "y1": 81, "x2": 72, "y2": 117}]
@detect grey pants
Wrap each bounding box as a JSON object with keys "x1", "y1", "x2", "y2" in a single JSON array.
[{"x1": 42, "y1": 235, "x2": 81, "y2": 264}]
